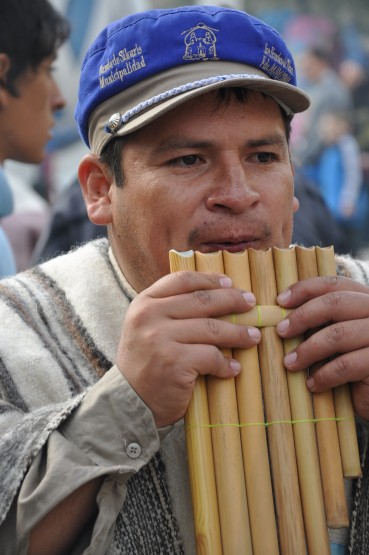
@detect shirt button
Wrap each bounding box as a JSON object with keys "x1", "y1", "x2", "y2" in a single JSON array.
[{"x1": 126, "y1": 442, "x2": 142, "y2": 458}]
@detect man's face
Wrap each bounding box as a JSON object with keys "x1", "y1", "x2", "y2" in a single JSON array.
[{"x1": 108, "y1": 90, "x2": 297, "y2": 292}]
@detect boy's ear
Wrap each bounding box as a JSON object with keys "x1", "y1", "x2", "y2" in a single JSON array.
[
  {"x1": 78, "y1": 154, "x2": 113, "y2": 225},
  {"x1": 0, "y1": 54, "x2": 11, "y2": 106},
  {"x1": 293, "y1": 195, "x2": 300, "y2": 213}
]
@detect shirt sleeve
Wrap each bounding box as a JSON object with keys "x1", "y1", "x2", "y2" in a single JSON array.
[{"x1": 1, "y1": 365, "x2": 163, "y2": 555}]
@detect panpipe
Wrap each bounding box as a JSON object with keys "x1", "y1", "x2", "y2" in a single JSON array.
[{"x1": 169, "y1": 245, "x2": 362, "y2": 555}]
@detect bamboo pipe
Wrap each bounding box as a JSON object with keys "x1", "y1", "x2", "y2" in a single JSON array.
[
  {"x1": 273, "y1": 247, "x2": 330, "y2": 555},
  {"x1": 295, "y1": 246, "x2": 349, "y2": 528},
  {"x1": 315, "y1": 246, "x2": 362, "y2": 479},
  {"x1": 194, "y1": 251, "x2": 253, "y2": 555},
  {"x1": 169, "y1": 250, "x2": 222, "y2": 555},
  {"x1": 223, "y1": 250, "x2": 279, "y2": 555},
  {"x1": 248, "y1": 248, "x2": 306, "y2": 555}
]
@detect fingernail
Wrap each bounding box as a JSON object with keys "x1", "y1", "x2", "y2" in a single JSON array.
[
  {"x1": 243, "y1": 292, "x2": 256, "y2": 305},
  {"x1": 230, "y1": 359, "x2": 241, "y2": 375},
  {"x1": 306, "y1": 377, "x2": 315, "y2": 390},
  {"x1": 277, "y1": 318, "x2": 290, "y2": 333},
  {"x1": 284, "y1": 351, "x2": 297, "y2": 366},
  {"x1": 277, "y1": 289, "x2": 292, "y2": 304},
  {"x1": 248, "y1": 327, "x2": 261, "y2": 341},
  {"x1": 219, "y1": 276, "x2": 232, "y2": 288}
]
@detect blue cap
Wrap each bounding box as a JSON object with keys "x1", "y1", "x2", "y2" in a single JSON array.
[{"x1": 75, "y1": 5, "x2": 310, "y2": 155}]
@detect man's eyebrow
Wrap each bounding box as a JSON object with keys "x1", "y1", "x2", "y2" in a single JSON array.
[
  {"x1": 153, "y1": 138, "x2": 212, "y2": 153},
  {"x1": 245, "y1": 133, "x2": 288, "y2": 148}
]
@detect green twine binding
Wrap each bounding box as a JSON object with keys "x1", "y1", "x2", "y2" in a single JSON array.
[{"x1": 185, "y1": 415, "x2": 354, "y2": 430}]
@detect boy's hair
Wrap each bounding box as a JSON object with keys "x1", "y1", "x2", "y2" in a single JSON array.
[{"x1": 0, "y1": 0, "x2": 70, "y2": 95}]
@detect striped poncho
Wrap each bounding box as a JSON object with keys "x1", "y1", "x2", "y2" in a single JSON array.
[{"x1": 0, "y1": 237, "x2": 369, "y2": 554}]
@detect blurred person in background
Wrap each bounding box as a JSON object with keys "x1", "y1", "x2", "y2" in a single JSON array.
[
  {"x1": 0, "y1": 0, "x2": 69, "y2": 277},
  {"x1": 292, "y1": 45, "x2": 353, "y2": 172},
  {"x1": 315, "y1": 110, "x2": 368, "y2": 255}
]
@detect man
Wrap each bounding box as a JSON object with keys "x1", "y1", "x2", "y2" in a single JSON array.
[
  {"x1": 1, "y1": 6, "x2": 369, "y2": 554},
  {"x1": 0, "y1": 0, "x2": 69, "y2": 276}
]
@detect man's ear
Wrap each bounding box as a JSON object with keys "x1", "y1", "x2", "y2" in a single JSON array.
[
  {"x1": 291, "y1": 161, "x2": 299, "y2": 213},
  {"x1": 0, "y1": 53, "x2": 10, "y2": 81},
  {"x1": 78, "y1": 153, "x2": 113, "y2": 225}
]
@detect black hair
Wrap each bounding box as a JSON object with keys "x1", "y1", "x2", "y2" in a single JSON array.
[
  {"x1": 99, "y1": 87, "x2": 293, "y2": 188},
  {"x1": 0, "y1": 0, "x2": 70, "y2": 95}
]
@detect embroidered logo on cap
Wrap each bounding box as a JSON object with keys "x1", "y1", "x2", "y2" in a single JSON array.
[
  {"x1": 182, "y1": 23, "x2": 219, "y2": 61},
  {"x1": 99, "y1": 45, "x2": 146, "y2": 90},
  {"x1": 260, "y1": 43, "x2": 294, "y2": 83}
]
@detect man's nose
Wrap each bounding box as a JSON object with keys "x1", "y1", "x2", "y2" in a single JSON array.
[{"x1": 205, "y1": 161, "x2": 260, "y2": 214}]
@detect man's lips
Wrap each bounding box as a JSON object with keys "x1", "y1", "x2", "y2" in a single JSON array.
[{"x1": 199, "y1": 239, "x2": 261, "y2": 253}]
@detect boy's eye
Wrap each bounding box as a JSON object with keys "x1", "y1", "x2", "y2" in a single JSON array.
[{"x1": 39, "y1": 62, "x2": 55, "y2": 76}]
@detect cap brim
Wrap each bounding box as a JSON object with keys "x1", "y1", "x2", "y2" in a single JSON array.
[{"x1": 89, "y1": 61, "x2": 310, "y2": 155}]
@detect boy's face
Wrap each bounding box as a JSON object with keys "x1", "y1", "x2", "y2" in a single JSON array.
[{"x1": 0, "y1": 55, "x2": 65, "y2": 164}]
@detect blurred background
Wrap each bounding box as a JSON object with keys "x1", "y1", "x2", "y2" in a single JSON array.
[{"x1": 2, "y1": 0, "x2": 369, "y2": 274}]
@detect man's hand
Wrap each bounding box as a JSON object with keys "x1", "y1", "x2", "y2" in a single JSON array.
[
  {"x1": 276, "y1": 275, "x2": 369, "y2": 420},
  {"x1": 116, "y1": 270, "x2": 260, "y2": 428}
]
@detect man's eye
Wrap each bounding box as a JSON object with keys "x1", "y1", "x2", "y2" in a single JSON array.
[
  {"x1": 175, "y1": 155, "x2": 199, "y2": 167},
  {"x1": 256, "y1": 152, "x2": 274, "y2": 163}
]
